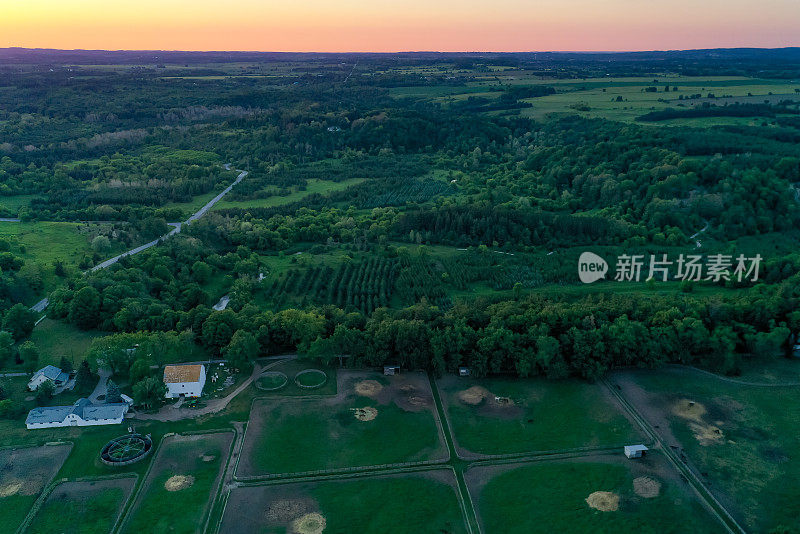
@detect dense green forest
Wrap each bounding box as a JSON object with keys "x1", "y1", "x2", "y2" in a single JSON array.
[{"x1": 1, "y1": 49, "x2": 799, "y2": 392}]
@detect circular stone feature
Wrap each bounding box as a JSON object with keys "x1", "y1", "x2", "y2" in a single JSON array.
[{"x1": 100, "y1": 433, "x2": 154, "y2": 466}]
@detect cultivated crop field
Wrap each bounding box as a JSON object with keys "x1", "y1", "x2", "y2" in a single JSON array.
[
  {"x1": 121, "y1": 432, "x2": 233, "y2": 534},
  {"x1": 0, "y1": 443, "x2": 71, "y2": 534},
  {"x1": 438, "y1": 375, "x2": 643, "y2": 457},
  {"x1": 25, "y1": 477, "x2": 136, "y2": 534},
  {"x1": 237, "y1": 371, "x2": 446, "y2": 477},
  {"x1": 468, "y1": 457, "x2": 721, "y2": 533},
  {"x1": 219, "y1": 469, "x2": 467, "y2": 534},
  {"x1": 612, "y1": 364, "x2": 800, "y2": 532}
]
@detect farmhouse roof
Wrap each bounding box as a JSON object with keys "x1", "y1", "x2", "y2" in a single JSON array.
[
  {"x1": 163, "y1": 364, "x2": 204, "y2": 384},
  {"x1": 25, "y1": 398, "x2": 128, "y2": 426},
  {"x1": 32, "y1": 365, "x2": 69, "y2": 383}
]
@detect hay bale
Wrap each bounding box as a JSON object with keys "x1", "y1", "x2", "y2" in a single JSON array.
[
  {"x1": 633, "y1": 477, "x2": 661, "y2": 498},
  {"x1": 458, "y1": 386, "x2": 491, "y2": 405},
  {"x1": 355, "y1": 380, "x2": 383, "y2": 398},
  {"x1": 291, "y1": 512, "x2": 326, "y2": 534},
  {"x1": 164, "y1": 475, "x2": 195, "y2": 492},
  {"x1": 353, "y1": 407, "x2": 378, "y2": 422},
  {"x1": 586, "y1": 491, "x2": 620, "y2": 512}
]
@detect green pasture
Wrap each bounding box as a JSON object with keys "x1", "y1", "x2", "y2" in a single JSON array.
[
  {"x1": 26, "y1": 486, "x2": 127, "y2": 534},
  {"x1": 474, "y1": 461, "x2": 720, "y2": 533},
  {"x1": 241, "y1": 394, "x2": 444, "y2": 475},
  {"x1": 620, "y1": 363, "x2": 800, "y2": 532},
  {"x1": 211, "y1": 177, "x2": 365, "y2": 211},
  {"x1": 440, "y1": 376, "x2": 642, "y2": 456}
]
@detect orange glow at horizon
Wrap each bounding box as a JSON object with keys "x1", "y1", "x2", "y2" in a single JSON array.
[{"x1": 2, "y1": 0, "x2": 799, "y2": 52}]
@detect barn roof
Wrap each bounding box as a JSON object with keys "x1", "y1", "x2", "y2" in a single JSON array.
[
  {"x1": 25, "y1": 398, "x2": 128, "y2": 425},
  {"x1": 163, "y1": 364, "x2": 204, "y2": 384}
]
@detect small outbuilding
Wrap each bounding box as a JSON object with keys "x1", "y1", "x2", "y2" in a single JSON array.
[
  {"x1": 624, "y1": 444, "x2": 649, "y2": 459},
  {"x1": 163, "y1": 364, "x2": 206, "y2": 398},
  {"x1": 383, "y1": 365, "x2": 400, "y2": 376},
  {"x1": 793, "y1": 343, "x2": 800, "y2": 358},
  {"x1": 458, "y1": 367, "x2": 470, "y2": 377},
  {"x1": 28, "y1": 365, "x2": 69, "y2": 391}
]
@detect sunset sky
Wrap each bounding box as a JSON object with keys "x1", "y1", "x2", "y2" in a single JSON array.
[{"x1": 2, "y1": 0, "x2": 799, "y2": 52}]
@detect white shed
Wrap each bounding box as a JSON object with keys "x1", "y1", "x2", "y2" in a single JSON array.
[
  {"x1": 624, "y1": 444, "x2": 649, "y2": 459},
  {"x1": 163, "y1": 364, "x2": 206, "y2": 398}
]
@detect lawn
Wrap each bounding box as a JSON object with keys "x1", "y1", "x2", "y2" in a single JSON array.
[
  {"x1": 472, "y1": 460, "x2": 721, "y2": 533},
  {"x1": 220, "y1": 470, "x2": 467, "y2": 533},
  {"x1": 238, "y1": 372, "x2": 445, "y2": 476},
  {"x1": 439, "y1": 375, "x2": 642, "y2": 457},
  {"x1": 615, "y1": 363, "x2": 800, "y2": 532}
]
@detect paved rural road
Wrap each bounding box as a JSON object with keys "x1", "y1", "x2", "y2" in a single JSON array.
[
  {"x1": 89, "y1": 167, "x2": 247, "y2": 272},
  {"x1": 0, "y1": 218, "x2": 21, "y2": 222}
]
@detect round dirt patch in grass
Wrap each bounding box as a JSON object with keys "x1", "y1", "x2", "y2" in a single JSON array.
[
  {"x1": 291, "y1": 512, "x2": 326, "y2": 534},
  {"x1": 294, "y1": 369, "x2": 327, "y2": 389},
  {"x1": 0, "y1": 480, "x2": 22, "y2": 497},
  {"x1": 256, "y1": 371, "x2": 289, "y2": 391},
  {"x1": 458, "y1": 386, "x2": 491, "y2": 405},
  {"x1": 164, "y1": 475, "x2": 195, "y2": 492},
  {"x1": 353, "y1": 407, "x2": 378, "y2": 421},
  {"x1": 355, "y1": 380, "x2": 383, "y2": 398},
  {"x1": 266, "y1": 499, "x2": 313, "y2": 523},
  {"x1": 633, "y1": 476, "x2": 661, "y2": 498},
  {"x1": 672, "y1": 399, "x2": 707, "y2": 423},
  {"x1": 200, "y1": 454, "x2": 216, "y2": 462},
  {"x1": 586, "y1": 491, "x2": 620, "y2": 512}
]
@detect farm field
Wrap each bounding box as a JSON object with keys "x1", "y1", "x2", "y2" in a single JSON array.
[
  {"x1": 468, "y1": 458, "x2": 721, "y2": 533},
  {"x1": 438, "y1": 375, "x2": 643, "y2": 457},
  {"x1": 0, "y1": 443, "x2": 72, "y2": 534},
  {"x1": 237, "y1": 371, "x2": 446, "y2": 476},
  {"x1": 611, "y1": 363, "x2": 800, "y2": 532},
  {"x1": 121, "y1": 432, "x2": 233, "y2": 534},
  {"x1": 219, "y1": 469, "x2": 467, "y2": 534},
  {"x1": 25, "y1": 477, "x2": 135, "y2": 534}
]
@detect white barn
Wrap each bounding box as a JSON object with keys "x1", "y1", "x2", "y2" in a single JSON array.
[
  {"x1": 163, "y1": 364, "x2": 206, "y2": 398},
  {"x1": 26, "y1": 398, "x2": 128, "y2": 429},
  {"x1": 28, "y1": 365, "x2": 69, "y2": 391}
]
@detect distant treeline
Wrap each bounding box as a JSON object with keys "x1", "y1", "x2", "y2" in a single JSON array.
[{"x1": 637, "y1": 103, "x2": 800, "y2": 122}]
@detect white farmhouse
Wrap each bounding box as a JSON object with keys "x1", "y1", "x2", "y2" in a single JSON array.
[
  {"x1": 163, "y1": 364, "x2": 206, "y2": 398},
  {"x1": 28, "y1": 365, "x2": 69, "y2": 391},
  {"x1": 26, "y1": 398, "x2": 128, "y2": 429}
]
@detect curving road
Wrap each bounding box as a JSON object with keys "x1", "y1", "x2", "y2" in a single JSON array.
[{"x1": 89, "y1": 168, "x2": 247, "y2": 272}]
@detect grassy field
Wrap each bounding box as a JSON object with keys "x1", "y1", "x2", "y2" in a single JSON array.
[
  {"x1": 614, "y1": 363, "x2": 800, "y2": 532},
  {"x1": 26, "y1": 479, "x2": 133, "y2": 534},
  {"x1": 28, "y1": 318, "x2": 104, "y2": 368},
  {"x1": 472, "y1": 460, "x2": 720, "y2": 533},
  {"x1": 220, "y1": 470, "x2": 467, "y2": 533},
  {"x1": 238, "y1": 372, "x2": 445, "y2": 476},
  {"x1": 122, "y1": 432, "x2": 231, "y2": 534},
  {"x1": 211, "y1": 177, "x2": 365, "y2": 211},
  {"x1": 439, "y1": 375, "x2": 642, "y2": 456}
]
